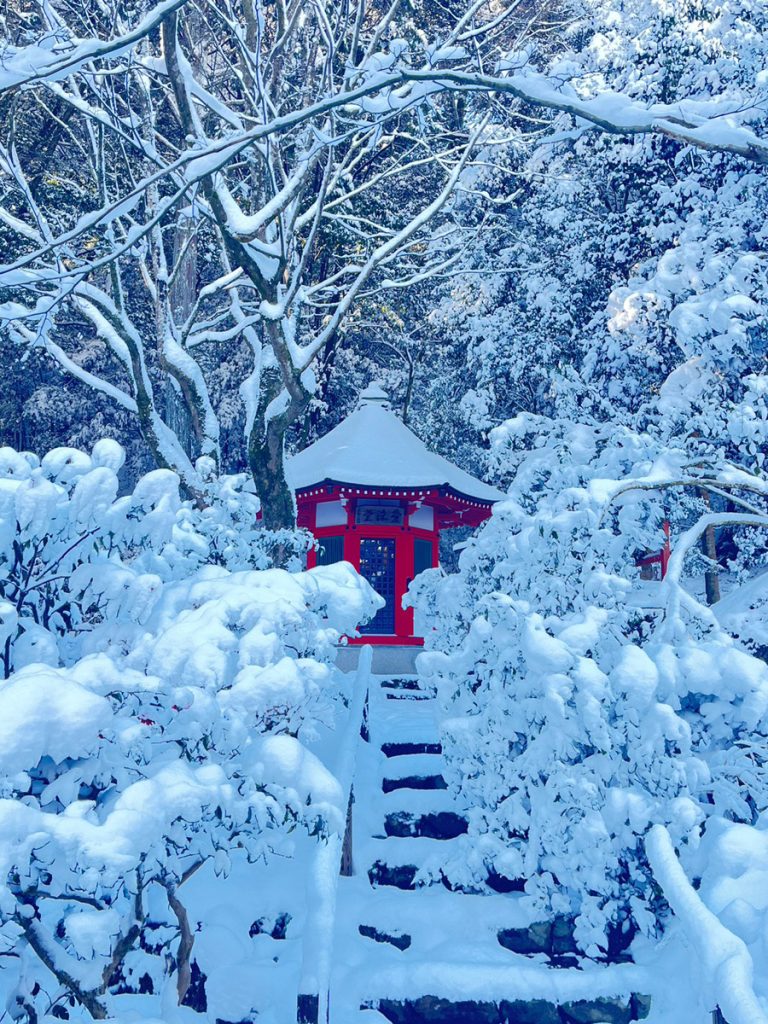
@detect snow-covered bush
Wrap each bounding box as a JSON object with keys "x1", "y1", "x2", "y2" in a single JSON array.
[
  {"x1": 0, "y1": 440, "x2": 131, "y2": 674},
  {"x1": 0, "y1": 442, "x2": 379, "y2": 1019},
  {"x1": 164, "y1": 458, "x2": 313, "y2": 577},
  {"x1": 0, "y1": 442, "x2": 314, "y2": 675},
  {"x1": 413, "y1": 415, "x2": 768, "y2": 956}
]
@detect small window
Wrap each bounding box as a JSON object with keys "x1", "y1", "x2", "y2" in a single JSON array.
[
  {"x1": 409, "y1": 505, "x2": 434, "y2": 530},
  {"x1": 414, "y1": 538, "x2": 434, "y2": 577},
  {"x1": 316, "y1": 500, "x2": 347, "y2": 527},
  {"x1": 316, "y1": 535, "x2": 344, "y2": 565}
]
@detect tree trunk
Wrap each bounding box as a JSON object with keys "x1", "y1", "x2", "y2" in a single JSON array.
[
  {"x1": 249, "y1": 420, "x2": 297, "y2": 532},
  {"x1": 702, "y1": 522, "x2": 721, "y2": 605},
  {"x1": 699, "y1": 488, "x2": 721, "y2": 605},
  {"x1": 248, "y1": 367, "x2": 310, "y2": 533},
  {"x1": 166, "y1": 885, "x2": 195, "y2": 1005},
  {"x1": 402, "y1": 351, "x2": 417, "y2": 426},
  {"x1": 164, "y1": 213, "x2": 199, "y2": 459},
  {"x1": 340, "y1": 790, "x2": 354, "y2": 877}
]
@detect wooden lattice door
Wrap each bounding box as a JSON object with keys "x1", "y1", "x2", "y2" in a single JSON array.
[{"x1": 358, "y1": 538, "x2": 396, "y2": 634}]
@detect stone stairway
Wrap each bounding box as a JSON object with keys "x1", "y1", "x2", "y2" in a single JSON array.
[{"x1": 329, "y1": 673, "x2": 651, "y2": 1024}]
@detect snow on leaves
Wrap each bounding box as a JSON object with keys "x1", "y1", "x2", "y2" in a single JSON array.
[
  {"x1": 0, "y1": 440, "x2": 378, "y2": 1020},
  {"x1": 414, "y1": 416, "x2": 768, "y2": 957}
]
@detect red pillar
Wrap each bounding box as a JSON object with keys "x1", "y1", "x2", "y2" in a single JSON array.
[
  {"x1": 306, "y1": 500, "x2": 317, "y2": 569},
  {"x1": 301, "y1": 497, "x2": 317, "y2": 568},
  {"x1": 660, "y1": 519, "x2": 671, "y2": 579},
  {"x1": 344, "y1": 499, "x2": 360, "y2": 570},
  {"x1": 395, "y1": 527, "x2": 415, "y2": 638}
]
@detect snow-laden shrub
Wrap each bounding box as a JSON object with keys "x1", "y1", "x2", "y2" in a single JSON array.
[
  {"x1": 156, "y1": 456, "x2": 313, "y2": 579},
  {"x1": 0, "y1": 443, "x2": 380, "y2": 1020},
  {"x1": 412, "y1": 416, "x2": 768, "y2": 956},
  {"x1": 0, "y1": 442, "x2": 312, "y2": 675}
]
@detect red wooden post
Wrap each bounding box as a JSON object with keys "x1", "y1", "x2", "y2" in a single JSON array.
[
  {"x1": 344, "y1": 497, "x2": 360, "y2": 570},
  {"x1": 395, "y1": 527, "x2": 415, "y2": 638},
  {"x1": 637, "y1": 519, "x2": 672, "y2": 580},
  {"x1": 660, "y1": 519, "x2": 671, "y2": 579},
  {"x1": 306, "y1": 497, "x2": 318, "y2": 569}
]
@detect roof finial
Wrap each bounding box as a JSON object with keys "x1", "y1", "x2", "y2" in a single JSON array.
[{"x1": 358, "y1": 382, "x2": 390, "y2": 409}]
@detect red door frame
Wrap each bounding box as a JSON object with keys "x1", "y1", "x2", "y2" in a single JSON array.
[{"x1": 306, "y1": 499, "x2": 438, "y2": 644}]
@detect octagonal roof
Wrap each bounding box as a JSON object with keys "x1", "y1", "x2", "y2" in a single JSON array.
[{"x1": 286, "y1": 385, "x2": 503, "y2": 504}]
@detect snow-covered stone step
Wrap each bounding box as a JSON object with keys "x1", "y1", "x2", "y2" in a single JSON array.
[
  {"x1": 352, "y1": 961, "x2": 651, "y2": 1024},
  {"x1": 367, "y1": 860, "x2": 422, "y2": 890},
  {"x1": 335, "y1": 893, "x2": 651, "y2": 1021},
  {"x1": 380, "y1": 752, "x2": 443, "y2": 778},
  {"x1": 369, "y1": 695, "x2": 439, "y2": 738},
  {"x1": 371, "y1": 698, "x2": 437, "y2": 721},
  {"x1": 366, "y1": 834, "x2": 460, "y2": 860},
  {"x1": 384, "y1": 809, "x2": 467, "y2": 840},
  {"x1": 378, "y1": 677, "x2": 436, "y2": 700},
  {"x1": 384, "y1": 691, "x2": 434, "y2": 701},
  {"x1": 358, "y1": 923, "x2": 412, "y2": 951},
  {"x1": 371, "y1": 674, "x2": 419, "y2": 693},
  {"x1": 381, "y1": 773, "x2": 447, "y2": 794},
  {"x1": 379, "y1": 677, "x2": 429, "y2": 692},
  {"x1": 366, "y1": 835, "x2": 462, "y2": 889},
  {"x1": 352, "y1": 892, "x2": 598, "y2": 971},
  {"x1": 368, "y1": 778, "x2": 456, "y2": 819},
  {"x1": 373, "y1": 726, "x2": 442, "y2": 752},
  {"x1": 380, "y1": 740, "x2": 442, "y2": 757},
  {"x1": 367, "y1": 992, "x2": 650, "y2": 1024},
  {"x1": 381, "y1": 786, "x2": 457, "y2": 815},
  {"x1": 372, "y1": 728, "x2": 442, "y2": 752},
  {"x1": 340, "y1": 884, "x2": 535, "y2": 949},
  {"x1": 360, "y1": 785, "x2": 460, "y2": 840}
]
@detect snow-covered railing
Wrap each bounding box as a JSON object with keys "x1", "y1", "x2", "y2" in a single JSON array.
[
  {"x1": 297, "y1": 645, "x2": 372, "y2": 1024},
  {"x1": 646, "y1": 825, "x2": 768, "y2": 1024}
]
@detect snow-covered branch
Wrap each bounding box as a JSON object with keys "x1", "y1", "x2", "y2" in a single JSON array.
[
  {"x1": 0, "y1": 0, "x2": 191, "y2": 96},
  {"x1": 646, "y1": 825, "x2": 768, "y2": 1024}
]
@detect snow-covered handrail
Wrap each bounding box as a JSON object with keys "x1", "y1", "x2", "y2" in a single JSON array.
[
  {"x1": 645, "y1": 825, "x2": 768, "y2": 1024},
  {"x1": 296, "y1": 644, "x2": 372, "y2": 1024}
]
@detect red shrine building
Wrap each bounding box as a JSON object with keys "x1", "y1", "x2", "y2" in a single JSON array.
[{"x1": 286, "y1": 384, "x2": 503, "y2": 646}]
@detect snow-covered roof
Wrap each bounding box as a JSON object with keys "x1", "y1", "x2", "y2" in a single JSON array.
[{"x1": 286, "y1": 385, "x2": 503, "y2": 503}]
